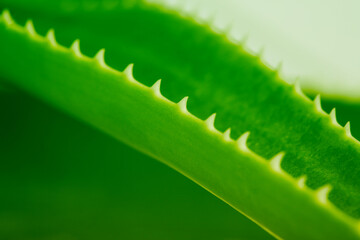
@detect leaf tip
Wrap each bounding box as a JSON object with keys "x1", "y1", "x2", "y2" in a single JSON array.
[
  {"x1": 294, "y1": 80, "x2": 307, "y2": 98},
  {"x1": 297, "y1": 175, "x2": 307, "y2": 188},
  {"x1": 257, "y1": 46, "x2": 265, "y2": 58},
  {"x1": 224, "y1": 128, "x2": 232, "y2": 141},
  {"x1": 2, "y1": 9, "x2": 14, "y2": 25},
  {"x1": 241, "y1": 33, "x2": 249, "y2": 45},
  {"x1": 178, "y1": 96, "x2": 189, "y2": 113},
  {"x1": 46, "y1": 28, "x2": 57, "y2": 46},
  {"x1": 316, "y1": 184, "x2": 332, "y2": 204},
  {"x1": 123, "y1": 63, "x2": 136, "y2": 82},
  {"x1": 205, "y1": 113, "x2": 217, "y2": 131},
  {"x1": 345, "y1": 121, "x2": 352, "y2": 138},
  {"x1": 71, "y1": 39, "x2": 82, "y2": 57},
  {"x1": 151, "y1": 79, "x2": 162, "y2": 97},
  {"x1": 275, "y1": 61, "x2": 283, "y2": 74},
  {"x1": 329, "y1": 108, "x2": 339, "y2": 126},
  {"x1": 314, "y1": 94, "x2": 325, "y2": 114},
  {"x1": 269, "y1": 152, "x2": 285, "y2": 173},
  {"x1": 237, "y1": 131, "x2": 250, "y2": 152},
  {"x1": 95, "y1": 48, "x2": 107, "y2": 67},
  {"x1": 25, "y1": 20, "x2": 36, "y2": 36}
]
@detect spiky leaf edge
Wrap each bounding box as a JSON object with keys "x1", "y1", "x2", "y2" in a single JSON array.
[{"x1": 1, "y1": 9, "x2": 360, "y2": 239}]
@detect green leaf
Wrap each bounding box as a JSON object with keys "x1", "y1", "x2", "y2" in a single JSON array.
[
  {"x1": 0, "y1": 2, "x2": 360, "y2": 239},
  {"x1": 0, "y1": 91, "x2": 273, "y2": 240}
]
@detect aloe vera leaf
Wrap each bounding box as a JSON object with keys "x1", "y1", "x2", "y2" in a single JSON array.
[
  {"x1": 0, "y1": 92, "x2": 273, "y2": 240},
  {"x1": 1, "y1": 10, "x2": 360, "y2": 239},
  {"x1": 1, "y1": 95, "x2": 358, "y2": 240},
  {"x1": 2, "y1": 1, "x2": 360, "y2": 219},
  {"x1": 160, "y1": 0, "x2": 360, "y2": 100}
]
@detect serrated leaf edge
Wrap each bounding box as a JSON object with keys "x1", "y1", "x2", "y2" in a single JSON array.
[{"x1": 1, "y1": 8, "x2": 359, "y2": 233}]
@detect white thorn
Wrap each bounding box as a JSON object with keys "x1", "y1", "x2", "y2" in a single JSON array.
[
  {"x1": 25, "y1": 20, "x2": 36, "y2": 36},
  {"x1": 330, "y1": 108, "x2": 340, "y2": 126},
  {"x1": 151, "y1": 79, "x2": 162, "y2": 97},
  {"x1": 123, "y1": 63, "x2": 136, "y2": 82},
  {"x1": 270, "y1": 152, "x2": 285, "y2": 173},
  {"x1": 276, "y1": 61, "x2": 283, "y2": 73},
  {"x1": 2, "y1": 9, "x2": 14, "y2": 25},
  {"x1": 297, "y1": 175, "x2": 307, "y2": 188},
  {"x1": 224, "y1": 128, "x2": 232, "y2": 141},
  {"x1": 314, "y1": 94, "x2": 326, "y2": 114},
  {"x1": 223, "y1": 23, "x2": 233, "y2": 35},
  {"x1": 227, "y1": 31, "x2": 241, "y2": 44},
  {"x1": 95, "y1": 48, "x2": 107, "y2": 67},
  {"x1": 257, "y1": 46, "x2": 265, "y2": 58},
  {"x1": 178, "y1": 96, "x2": 189, "y2": 113},
  {"x1": 241, "y1": 33, "x2": 249, "y2": 45},
  {"x1": 205, "y1": 113, "x2": 216, "y2": 131},
  {"x1": 316, "y1": 184, "x2": 332, "y2": 204},
  {"x1": 345, "y1": 122, "x2": 352, "y2": 137},
  {"x1": 46, "y1": 29, "x2": 57, "y2": 46},
  {"x1": 237, "y1": 131, "x2": 250, "y2": 152},
  {"x1": 294, "y1": 80, "x2": 305, "y2": 97},
  {"x1": 71, "y1": 39, "x2": 82, "y2": 57}
]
